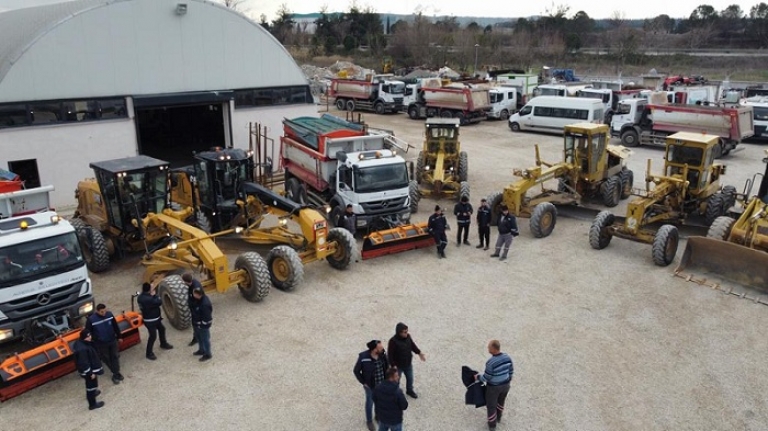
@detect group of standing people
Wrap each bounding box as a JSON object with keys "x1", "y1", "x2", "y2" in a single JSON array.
[{"x1": 427, "y1": 197, "x2": 519, "y2": 261}]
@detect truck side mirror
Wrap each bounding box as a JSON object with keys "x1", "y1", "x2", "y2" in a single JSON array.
[{"x1": 336, "y1": 151, "x2": 347, "y2": 162}]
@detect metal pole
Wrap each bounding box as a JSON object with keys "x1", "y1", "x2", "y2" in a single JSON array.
[{"x1": 474, "y1": 44, "x2": 479, "y2": 76}]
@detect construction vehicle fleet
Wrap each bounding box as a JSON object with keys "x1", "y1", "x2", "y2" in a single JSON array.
[{"x1": 329, "y1": 75, "x2": 405, "y2": 114}]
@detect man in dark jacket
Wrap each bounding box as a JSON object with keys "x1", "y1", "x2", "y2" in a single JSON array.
[
  {"x1": 137, "y1": 282, "x2": 174, "y2": 360},
  {"x1": 73, "y1": 329, "x2": 105, "y2": 410},
  {"x1": 373, "y1": 367, "x2": 409, "y2": 431},
  {"x1": 427, "y1": 205, "x2": 448, "y2": 258},
  {"x1": 453, "y1": 195, "x2": 473, "y2": 246},
  {"x1": 387, "y1": 322, "x2": 426, "y2": 399},
  {"x1": 191, "y1": 286, "x2": 213, "y2": 361},
  {"x1": 338, "y1": 204, "x2": 357, "y2": 235},
  {"x1": 85, "y1": 303, "x2": 123, "y2": 384},
  {"x1": 490, "y1": 205, "x2": 519, "y2": 261},
  {"x1": 182, "y1": 273, "x2": 202, "y2": 346},
  {"x1": 353, "y1": 340, "x2": 389, "y2": 431},
  {"x1": 476, "y1": 198, "x2": 492, "y2": 250}
]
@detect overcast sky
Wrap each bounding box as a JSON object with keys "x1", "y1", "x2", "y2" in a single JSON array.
[{"x1": 0, "y1": 0, "x2": 760, "y2": 20}]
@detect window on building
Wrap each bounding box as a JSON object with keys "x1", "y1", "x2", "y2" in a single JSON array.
[
  {"x1": 234, "y1": 86, "x2": 312, "y2": 108},
  {"x1": 0, "y1": 98, "x2": 127, "y2": 129},
  {"x1": 0, "y1": 104, "x2": 28, "y2": 127}
]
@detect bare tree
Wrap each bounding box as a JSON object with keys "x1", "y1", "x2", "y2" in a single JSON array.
[{"x1": 216, "y1": 0, "x2": 248, "y2": 12}]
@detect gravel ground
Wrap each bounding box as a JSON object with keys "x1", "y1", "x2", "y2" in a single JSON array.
[{"x1": 2, "y1": 111, "x2": 768, "y2": 431}]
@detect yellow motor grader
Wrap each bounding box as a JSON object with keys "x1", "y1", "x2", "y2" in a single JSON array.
[
  {"x1": 411, "y1": 118, "x2": 469, "y2": 211},
  {"x1": 589, "y1": 132, "x2": 736, "y2": 266},
  {"x1": 486, "y1": 123, "x2": 633, "y2": 238}
]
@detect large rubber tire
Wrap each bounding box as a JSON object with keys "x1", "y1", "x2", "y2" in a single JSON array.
[
  {"x1": 440, "y1": 109, "x2": 452, "y2": 118},
  {"x1": 374, "y1": 102, "x2": 385, "y2": 115},
  {"x1": 327, "y1": 228, "x2": 355, "y2": 270},
  {"x1": 71, "y1": 218, "x2": 110, "y2": 273},
  {"x1": 235, "y1": 252, "x2": 271, "y2": 302},
  {"x1": 530, "y1": 202, "x2": 557, "y2": 238},
  {"x1": 621, "y1": 129, "x2": 639, "y2": 147},
  {"x1": 721, "y1": 185, "x2": 737, "y2": 211},
  {"x1": 601, "y1": 175, "x2": 622, "y2": 208},
  {"x1": 266, "y1": 245, "x2": 304, "y2": 291},
  {"x1": 286, "y1": 178, "x2": 307, "y2": 205},
  {"x1": 706, "y1": 216, "x2": 736, "y2": 240},
  {"x1": 415, "y1": 151, "x2": 425, "y2": 185},
  {"x1": 458, "y1": 151, "x2": 469, "y2": 182},
  {"x1": 455, "y1": 112, "x2": 466, "y2": 125},
  {"x1": 158, "y1": 275, "x2": 191, "y2": 330},
  {"x1": 486, "y1": 191, "x2": 503, "y2": 227},
  {"x1": 459, "y1": 181, "x2": 470, "y2": 201},
  {"x1": 335, "y1": 99, "x2": 345, "y2": 110},
  {"x1": 408, "y1": 106, "x2": 419, "y2": 120},
  {"x1": 500, "y1": 109, "x2": 510, "y2": 120},
  {"x1": 704, "y1": 192, "x2": 727, "y2": 226},
  {"x1": 619, "y1": 169, "x2": 634, "y2": 200},
  {"x1": 329, "y1": 205, "x2": 343, "y2": 227},
  {"x1": 408, "y1": 180, "x2": 420, "y2": 214},
  {"x1": 589, "y1": 211, "x2": 615, "y2": 250},
  {"x1": 652, "y1": 224, "x2": 679, "y2": 266},
  {"x1": 713, "y1": 140, "x2": 724, "y2": 159},
  {"x1": 346, "y1": 100, "x2": 356, "y2": 112},
  {"x1": 509, "y1": 122, "x2": 521, "y2": 132}
]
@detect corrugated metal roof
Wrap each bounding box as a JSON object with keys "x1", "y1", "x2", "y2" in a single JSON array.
[{"x1": 0, "y1": 0, "x2": 117, "y2": 85}]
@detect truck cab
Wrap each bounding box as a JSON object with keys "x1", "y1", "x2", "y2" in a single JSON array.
[
  {"x1": 488, "y1": 87, "x2": 519, "y2": 120},
  {"x1": 611, "y1": 99, "x2": 645, "y2": 138},
  {"x1": 371, "y1": 74, "x2": 405, "y2": 106}
]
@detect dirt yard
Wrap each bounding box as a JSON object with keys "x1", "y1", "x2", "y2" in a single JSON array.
[{"x1": 2, "y1": 109, "x2": 768, "y2": 431}]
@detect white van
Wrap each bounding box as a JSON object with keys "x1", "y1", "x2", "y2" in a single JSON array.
[{"x1": 508, "y1": 96, "x2": 604, "y2": 133}]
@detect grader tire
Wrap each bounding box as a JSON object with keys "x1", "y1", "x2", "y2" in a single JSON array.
[
  {"x1": 459, "y1": 181, "x2": 470, "y2": 201},
  {"x1": 158, "y1": 275, "x2": 191, "y2": 330},
  {"x1": 327, "y1": 228, "x2": 356, "y2": 270},
  {"x1": 652, "y1": 224, "x2": 679, "y2": 266},
  {"x1": 704, "y1": 192, "x2": 727, "y2": 226},
  {"x1": 619, "y1": 169, "x2": 634, "y2": 200},
  {"x1": 530, "y1": 202, "x2": 557, "y2": 238},
  {"x1": 266, "y1": 245, "x2": 304, "y2": 291},
  {"x1": 601, "y1": 175, "x2": 622, "y2": 208},
  {"x1": 706, "y1": 216, "x2": 736, "y2": 240},
  {"x1": 458, "y1": 151, "x2": 469, "y2": 182},
  {"x1": 486, "y1": 192, "x2": 503, "y2": 227},
  {"x1": 415, "y1": 151, "x2": 425, "y2": 185},
  {"x1": 186, "y1": 210, "x2": 212, "y2": 233},
  {"x1": 408, "y1": 181, "x2": 420, "y2": 214},
  {"x1": 235, "y1": 252, "x2": 271, "y2": 302},
  {"x1": 71, "y1": 218, "x2": 110, "y2": 273},
  {"x1": 589, "y1": 211, "x2": 615, "y2": 250},
  {"x1": 721, "y1": 185, "x2": 737, "y2": 211}
]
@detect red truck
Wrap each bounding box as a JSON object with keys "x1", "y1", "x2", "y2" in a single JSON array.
[{"x1": 406, "y1": 84, "x2": 491, "y2": 125}]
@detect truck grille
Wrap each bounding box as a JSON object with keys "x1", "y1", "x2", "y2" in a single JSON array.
[
  {"x1": 0, "y1": 282, "x2": 84, "y2": 321},
  {"x1": 360, "y1": 196, "x2": 408, "y2": 215}
]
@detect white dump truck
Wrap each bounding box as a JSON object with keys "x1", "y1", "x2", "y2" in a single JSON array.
[
  {"x1": 329, "y1": 75, "x2": 405, "y2": 114},
  {"x1": 280, "y1": 114, "x2": 416, "y2": 231}
]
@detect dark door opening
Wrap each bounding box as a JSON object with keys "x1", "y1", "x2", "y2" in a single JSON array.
[
  {"x1": 136, "y1": 103, "x2": 226, "y2": 167},
  {"x1": 7, "y1": 159, "x2": 41, "y2": 189}
]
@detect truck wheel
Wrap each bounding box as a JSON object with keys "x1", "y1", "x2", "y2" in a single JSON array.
[
  {"x1": 235, "y1": 252, "x2": 271, "y2": 302},
  {"x1": 459, "y1": 181, "x2": 470, "y2": 201},
  {"x1": 704, "y1": 192, "x2": 727, "y2": 225},
  {"x1": 409, "y1": 180, "x2": 420, "y2": 213},
  {"x1": 530, "y1": 202, "x2": 557, "y2": 238},
  {"x1": 335, "y1": 99, "x2": 346, "y2": 110},
  {"x1": 266, "y1": 245, "x2": 304, "y2": 291},
  {"x1": 329, "y1": 205, "x2": 343, "y2": 227},
  {"x1": 707, "y1": 216, "x2": 736, "y2": 240},
  {"x1": 721, "y1": 185, "x2": 737, "y2": 210},
  {"x1": 621, "y1": 129, "x2": 639, "y2": 147},
  {"x1": 509, "y1": 122, "x2": 521, "y2": 132},
  {"x1": 327, "y1": 228, "x2": 355, "y2": 270},
  {"x1": 346, "y1": 100, "x2": 356, "y2": 111},
  {"x1": 500, "y1": 109, "x2": 510, "y2": 120},
  {"x1": 600, "y1": 175, "x2": 622, "y2": 207},
  {"x1": 71, "y1": 219, "x2": 110, "y2": 273},
  {"x1": 408, "y1": 106, "x2": 419, "y2": 120},
  {"x1": 374, "y1": 102, "x2": 385, "y2": 114},
  {"x1": 713, "y1": 140, "x2": 724, "y2": 159},
  {"x1": 458, "y1": 151, "x2": 468, "y2": 182},
  {"x1": 158, "y1": 275, "x2": 191, "y2": 330},
  {"x1": 486, "y1": 192, "x2": 503, "y2": 227},
  {"x1": 455, "y1": 112, "x2": 466, "y2": 125},
  {"x1": 439, "y1": 109, "x2": 452, "y2": 118},
  {"x1": 589, "y1": 211, "x2": 615, "y2": 250},
  {"x1": 652, "y1": 224, "x2": 679, "y2": 266},
  {"x1": 415, "y1": 151, "x2": 425, "y2": 185},
  {"x1": 619, "y1": 169, "x2": 634, "y2": 199},
  {"x1": 286, "y1": 178, "x2": 307, "y2": 205},
  {"x1": 604, "y1": 111, "x2": 614, "y2": 125}
]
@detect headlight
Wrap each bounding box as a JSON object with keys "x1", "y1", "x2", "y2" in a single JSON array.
[
  {"x1": 0, "y1": 328, "x2": 13, "y2": 342},
  {"x1": 79, "y1": 301, "x2": 94, "y2": 316},
  {"x1": 279, "y1": 217, "x2": 288, "y2": 226},
  {"x1": 168, "y1": 240, "x2": 178, "y2": 250}
]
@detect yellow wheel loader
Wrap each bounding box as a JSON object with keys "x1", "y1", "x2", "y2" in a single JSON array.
[
  {"x1": 169, "y1": 147, "x2": 356, "y2": 292},
  {"x1": 486, "y1": 123, "x2": 633, "y2": 238},
  {"x1": 589, "y1": 132, "x2": 736, "y2": 266},
  {"x1": 675, "y1": 149, "x2": 768, "y2": 294},
  {"x1": 412, "y1": 118, "x2": 469, "y2": 211}
]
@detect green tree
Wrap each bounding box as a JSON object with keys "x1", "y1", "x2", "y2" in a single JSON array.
[
  {"x1": 750, "y1": 2, "x2": 768, "y2": 46},
  {"x1": 270, "y1": 4, "x2": 295, "y2": 44}
]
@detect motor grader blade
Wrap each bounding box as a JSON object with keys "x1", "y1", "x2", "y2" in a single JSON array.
[
  {"x1": 675, "y1": 236, "x2": 768, "y2": 295},
  {"x1": 0, "y1": 311, "x2": 142, "y2": 402},
  {"x1": 361, "y1": 222, "x2": 434, "y2": 260}
]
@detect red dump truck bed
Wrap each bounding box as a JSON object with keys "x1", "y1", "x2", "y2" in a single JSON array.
[
  {"x1": 421, "y1": 86, "x2": 491, "y2": 112},
  {"x1": 648, "y1": 104, "x2": 754, "y2": 141}
]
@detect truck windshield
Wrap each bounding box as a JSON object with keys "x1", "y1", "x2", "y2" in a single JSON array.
[
  {"x1": 539, "y1": 88, "x2": 564, "y2": 97},
  {"x1": 0, "y1": 232, "x2": 83, "y2": 288},
  {"x1": 490, "y1": 93, "x2": 503, "y2": 103},
  {"x1": 387, "y1": 82, "x2": 405, "y2": 94},
  {"x1": 616, "y1": 103, "x2": 631, "y2": 115},
  {"x1": 578, "y1": 92, "x2": 610, "y2": 103},
  {"x1": 754, "y1": 107, "x2": 768, "y2": 121},
  {"x1": 354, "y1": 164, "x2": 409, "y2": 193}
]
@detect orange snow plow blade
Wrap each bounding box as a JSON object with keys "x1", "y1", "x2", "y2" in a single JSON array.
[
  {"x1": 0, "y1": 311, "x2": 143, "y2": 402},
  {"x1": 361, "y1": 222, "x2": 435, "y2": 260}
]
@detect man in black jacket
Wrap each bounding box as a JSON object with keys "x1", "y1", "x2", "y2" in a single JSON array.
[
  {"x1": 453, "y1": 195, "x2": 473, "y2": 246},
  {"x1": 373, "y1": 367, "x2": 409, "y2": 431},
  {"x1": 427, "y1": 205, "x2": 448, "y2": 258},
  {"x1": 137, "y1": 282, "x2": 174, "y2": 360},
  {"x1": 476, "y1": 198, "x2": 492, "y2": 250},
  {"x1": 388, "y1": 322, "x2": 426, "y2": 399},
  {"x1": 353, "y1": 340, "x2": 389, "y2": 431},
  {"x1": 85, "y1": 304, "x2": 123, "y2": 384},
  {"x1": 337, "y1": 204, "x2": 357, "y2": 235},
  {"x1": 73, "y1": 329, "x2": 105, "y2": 410},
  {"x1": 182, "y1": 273, "x2": 202, "y2": 346},
  {"x1": 191, "y1": 287, "x2": 213, "y2": 361},
  {"x1": 490, "y1": 205, "x2": 519, "y2": 261}
]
